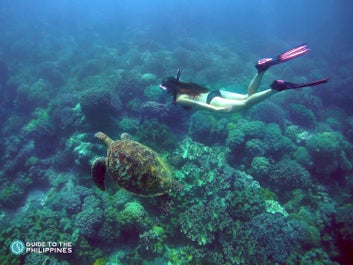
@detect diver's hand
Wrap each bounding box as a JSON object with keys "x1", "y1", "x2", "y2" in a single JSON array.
[{"x1": 215, "y1": 106, "x2": 233, "y2": 112}]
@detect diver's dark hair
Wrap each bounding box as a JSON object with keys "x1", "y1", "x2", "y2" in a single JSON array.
[{"x1": 160, "y1": 76, "x2": 210, "y2": 102}]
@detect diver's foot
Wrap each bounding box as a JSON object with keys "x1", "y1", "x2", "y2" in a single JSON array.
[
  {"x1": 256, "y1": 44, "x2": 310, "y2": 73},
  {"x1": 271, "y1": 78, "x2": 329, "y2": 91}
]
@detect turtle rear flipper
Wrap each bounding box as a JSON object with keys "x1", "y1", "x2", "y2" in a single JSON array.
[{"x1": 91, "y1": 157, "x2": 106, "y2": 191}]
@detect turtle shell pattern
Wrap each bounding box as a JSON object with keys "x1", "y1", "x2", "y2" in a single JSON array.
[{"x1": 107, "y1": 139, "x2": 172, "y2": 197}]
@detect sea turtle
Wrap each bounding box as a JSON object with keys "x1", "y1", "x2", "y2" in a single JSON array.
[{"x1": 91, "y1": 131, "x2": 175, "y2": 198}]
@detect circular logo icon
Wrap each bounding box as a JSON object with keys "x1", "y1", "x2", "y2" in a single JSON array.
[{"x1": 10, "y1": 240, "x2": 25, "y2": 255}]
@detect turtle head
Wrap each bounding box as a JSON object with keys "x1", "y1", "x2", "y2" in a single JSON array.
[
  {"x1": 91, "y1": 157, "x2": 106, "y2": 191},
  {"x1": 120, "y1": 132, "x2": 133, "y2": 141},
  {"x1": 95, "y1": 131, "x2": 114, "y2": 149}
]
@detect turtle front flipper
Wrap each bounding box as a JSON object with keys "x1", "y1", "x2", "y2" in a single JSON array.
[{"x1": 91, "y1": 157, "x2": 106, "y2": 191}]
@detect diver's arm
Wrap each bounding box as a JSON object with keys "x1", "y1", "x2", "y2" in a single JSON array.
[{"x1": 176, "y1": 97, "x2": 231, "y2": 112}]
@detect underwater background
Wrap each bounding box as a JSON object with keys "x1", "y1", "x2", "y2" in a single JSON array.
[{"x1": 1, "y1": 0, "x2": 353, "y2": 264}]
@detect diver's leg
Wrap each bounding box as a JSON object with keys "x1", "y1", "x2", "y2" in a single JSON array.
[
  {"x1": 219, "y1": 71, "x2": 265, "y2": 100},
  {"x1": 247, "y1": 72, "x2": 264, "y2": 96},
  {"x1": 219, "y1": 90, "x2": 248, "y2": 100},
  {"x1": 244, "y1": 89, "x2": 276, "y2": 108},
  {"x1": 210, "y1": 88, "x2": 276, "y2": 112}
]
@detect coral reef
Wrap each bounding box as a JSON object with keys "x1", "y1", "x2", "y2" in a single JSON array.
[
  {"x1": 249, "y1": 101, "x2": 286, "y2": 128},
  {"x1": 65, "y1": 132, "x2": 96, "y2": 171},
  {"x1": 306, "y1": 131, "x2": 352, "y2": 177},
  {"x1": 138, "y1": 226, "x2": 166, "y2": 257},
  {"x1": 0, "y1": 19, "x2": 352, "y2": 265},
  {"x1": 139, "y1": 100, "x2": 182, "y2": 126},
  {"x1": 23, "y1": 107, "x2": 58, "y2": 157},
  {"x1": 38, "y1": 62, "x2": 65, "y2": 87},
  {"x1": 135, "y1": 119, "x2": 178, "y2": 151},
  {"x1": 239, "y1": 213, "x2": 307, "y2": 264},
  {"x1": 268, "y1": 159, "x2": 312, "y2": 191},
  {"x1": 288, "y1": 103, "x2": 317, "y2": 128},
  {"x1": 15, "y1": 79, "x2": 53, "y2": 111},
  {"x1": 250, "y1": 156, "x2": 270, "y2": 178},
  {"x1": 75, "y1": 206, "x2": 104, "y2": 240},
  {"x1": 80, "y1": 88, "x2": 121, "y2": 128},
  {"x1": 117, "y1": 201, "x2": 152, "y2": 232}
]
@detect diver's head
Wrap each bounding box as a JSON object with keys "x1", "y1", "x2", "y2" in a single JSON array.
[{"x1": 159, "y1": 77, "x2": 180, "y2": 94}]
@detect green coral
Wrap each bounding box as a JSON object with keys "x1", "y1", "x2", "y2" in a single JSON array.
[
  {"x1": 227, "y1": 120, "x2": 265, "y2": 149},
  {"x1": 144, "y1": 84, "x2": 164, "y2": 100},
  {"x1": 269, "y1": 159, "x2": 312, "y2": 191},
  {"x1": 300, "y1": 248, "x2": 339, "y2": 265},
  {"x1": 117, "y1": 201, "x2": 151, "y2": 231},
  {"x1": 226, "y1": 125, "x2": 245, "y2": 150},
  {"x1": 16, "y1": 78, "x2": 52, "y2": 107},
  {"x1": 288, "y1": 103, "x2": 317, "y2": 128},
  {"x1": 262, "y1": 123, "x2": 295, "y2": 159},
  {"x1": 118, "y1": 117, "x2": 140, "y2": 134},
  {"x1": 0, "y1": 184, "x2": 25, "y2": 208},
  {"x1": 265, "y1": 200, "x2": 288, "y2": 216},
  {"x1": 293, "y1": 146, "x2": 312, "y2": 168},
  {"x1": 250, "y1": 156, "x2": 270, "y2": 178},
  {"x1": 240, "y1": 120, "x2": 267, "y2": 138},
  {"x1": 188, "y1": 111, "x2": 220, "y2": 145},
  {"x1": 228, "y1": 179, "x2": 265, "y2": 222},
  {"x1": 67, "y1": 132, "x2": 95, "y2": 167},
  {"x1": 168, "y1": 247, "x2": 193, "y2": 265},
  {"x1": 136, "y1": 119, "x2": 177, "y2": 151},
  {"x1": 178, "y1": 137, "x2": 214, "y2": 160},
  {"x1": 23, "y1": 107, "x2": 52, "y2": 135},
  {"x1": 245, "y1": 138, "x2": 265, "y2": 157},
  {"x1": 306, "y1": 132, "x2": 352, "y2": 176},
  {"x1": 138, "y1": 225, "x2": 167, "y2": 257}
]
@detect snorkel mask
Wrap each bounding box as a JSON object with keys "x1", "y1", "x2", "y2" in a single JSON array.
[
  {"x1": 160, "y1": 69, "x2": 181, "y2": 92},
  {"x1": 159, "y1": 69, "x2": 181, "y2": 103}
]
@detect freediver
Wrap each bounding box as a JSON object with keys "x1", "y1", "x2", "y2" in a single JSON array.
[{"x1": 160, "y1": 44, "x2": 328, "y2": 113}]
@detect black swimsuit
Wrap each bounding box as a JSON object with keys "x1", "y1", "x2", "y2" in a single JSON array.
[{"x1": 206, "y1": 90, "x2": 222, "y2": 104}]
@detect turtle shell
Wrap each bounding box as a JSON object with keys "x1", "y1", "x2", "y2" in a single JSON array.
[{"x1": 106, "y1": 139, "x2": 173, "y2": 197}]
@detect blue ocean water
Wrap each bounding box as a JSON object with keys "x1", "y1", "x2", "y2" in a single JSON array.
[{"x1": 1, "y1": 1, "x2": 353, "y2": 264}]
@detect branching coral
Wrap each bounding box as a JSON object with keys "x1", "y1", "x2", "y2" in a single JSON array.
[
  {"x1": 250, "y1": 156, "x2": 270, "y2": 178},
  {"x1": 75, "y1": 208, "x2": 104, "y2": 240},
  {"x1": 240, "y1": 213, "x2": 307, "y2": 264},
  {"x1": 138, "y1": 226, "x2": 166, "y2": 257},
  {"x1": 117, "y1": 201, "x2": 152, "y2": 232},
  {"x1": 262, "y1": 123, "x2": 296, "y2": 159},
  {"x1": 179, "y1": 199, "x2": 231, "y2": 245},
  {"x1": 269, "y1": 159, "x2": 312, "y2": 190},
  {"x1": 172, "y1": 139, "x2": 267, "y2": 262}
]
